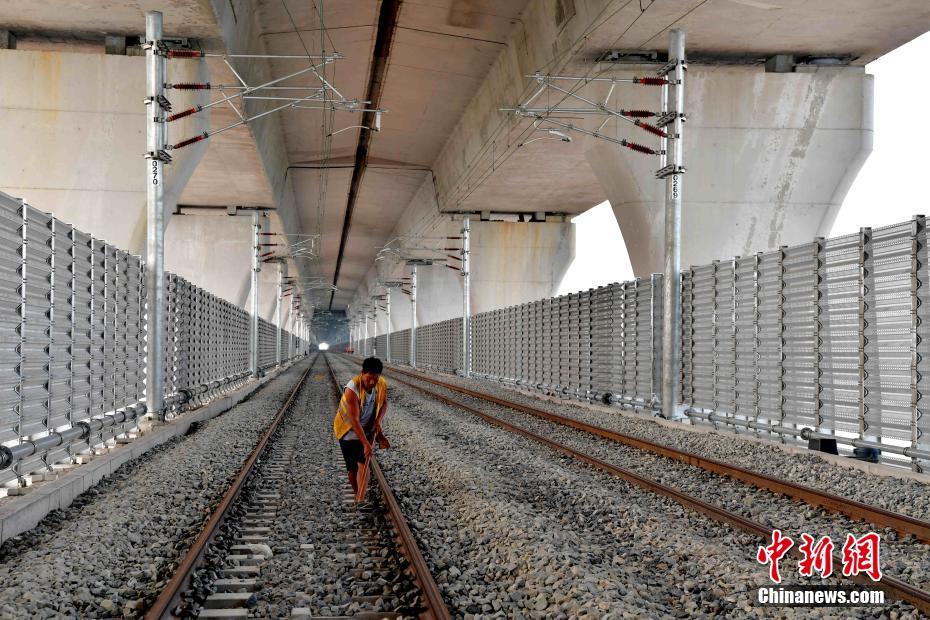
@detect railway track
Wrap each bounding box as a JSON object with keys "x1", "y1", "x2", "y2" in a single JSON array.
[
  {"x1": 377, "y1": 360, "x2": 930, "y2": 542},
  {"x1": 322, "y1": 354, "x2": 450, "y2": 620},
  {"x1": 144, "y1": 355, "x2": 451, "y2": 620},
  {"x1": 355, "y1": 356, "x2": 930, "y2": 616}
]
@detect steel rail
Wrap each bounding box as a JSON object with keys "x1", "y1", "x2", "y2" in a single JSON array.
[
  {"x1": 145, "y1": 361, "x2": 314, "y2": 620},
  {"x1": 376, "y1": 363, "x2": 930, "y2": 616},
  {"x1": 323, "y1": 354, "x2": 451, "y2": 620},
  {"x1": 378, "y1": 361, "x2": 930, "y2": 544}
]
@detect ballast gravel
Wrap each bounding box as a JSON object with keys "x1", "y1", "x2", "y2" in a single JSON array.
[
  {"x1": 0, "y1": 360, "x2": 312, "y2": 619},
  {"x1": 405, "y1": 367, "x2": 930, "y2": 522},
  {"x1": 387, "y1": 369, "x2": 930, "y2": 594},
  {"x1": 254, "y1": 358, "x2": 420, "y2": 618},
  {"x1": 329, "y1": 356, "x2": 920, "y2": 619}
]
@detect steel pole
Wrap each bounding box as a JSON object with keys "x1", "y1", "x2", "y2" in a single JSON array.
[
  {"x1": 372, "y1": 303, "x2": 378, "y2": 357},
  {"x1": 661, "y1": 29, "x2": 685, "y2": 419},
  {"x1": 364, "y1": 312, "x2": 369, "y2": 356},
  {"x1": 144, "y1": 11, "x2": 167, "y2": 419},
  {"x1": 288, "y1": 299, "x2": 294, "y2": 359},
  {"x1": 410, "y1": 266, "x2": 417, "y2": 367},
  {"x1": 275, "y1": 262, "x2": 284, "y2": 365},
  {"x1": 249, "y1": 212, "x2": 262, "y2": 376},
  {"x1": 462, "y1": 217, "x2": 471, "y2": 377},
  {"x1": 385, "y1": 290, "x2": 391, "y2": 362}
]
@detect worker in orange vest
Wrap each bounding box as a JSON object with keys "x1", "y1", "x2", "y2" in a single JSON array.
[{"x1": 333, "y1": 357, "x2": 390, "y2": 494}]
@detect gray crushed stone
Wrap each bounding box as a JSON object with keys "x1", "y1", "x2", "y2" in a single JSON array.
[
  {"x1": 0, "y1": 360, "x2": 312, "y2": 619},
  {"x1": 331, "y1": 356, "x2": 920, "y2": 619}
]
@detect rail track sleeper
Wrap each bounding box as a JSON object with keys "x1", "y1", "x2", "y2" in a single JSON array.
[
  {"x1": 201, "y1": 592, "x2": 253, "y2": 608},
  {"x1": 196, "y1": 609, "x2": 248, "y2": 618},
  {"x1": 234, "y1": 536, "x2": 269, "y2": 544},
  {"x1": 212, "y1": 579, "x2": 259, "y2": 592}
]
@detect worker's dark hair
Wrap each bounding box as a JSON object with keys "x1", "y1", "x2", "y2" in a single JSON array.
[{"x1": 362, "y1": 357, "x2": 383, "y2": 374}]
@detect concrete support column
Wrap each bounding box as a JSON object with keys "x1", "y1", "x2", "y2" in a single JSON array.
[
  {"x1": 414, "y1": 220, "x2": 575, "y2": 325},
  {"x1": 586, "y1": 65, "x2": 873, "y2": 275}
]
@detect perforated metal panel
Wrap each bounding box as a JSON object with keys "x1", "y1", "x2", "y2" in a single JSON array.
[
  {"x1": 0, "y1": 194, "x2": 307, "y2": 484},
  {"x1": 332, "y1": 213, "x2": 930, "y2": 469},
  {"x1": 259, "y1": 318, "x2": 276, "y2": 369},
  {"x1": 389, "y1": 329, "x2": 410, "y2": 364},
  {"x1": 18, "y1": 206, "x2": 51, "y2": 439},
  {"x1": 0, "y1": 196, "x2": 21, "y2": 447}
]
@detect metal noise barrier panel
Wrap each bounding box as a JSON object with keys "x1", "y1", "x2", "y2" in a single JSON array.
[
  {"x1": 0, "y1": 193, "x2": 309, "y2": 485},
  {"x1": 336, "y1": 217, "x2": 930, "y2": 471},
  {"x1": 389, "y1": 329, "x2": 410, "y2": 365}
]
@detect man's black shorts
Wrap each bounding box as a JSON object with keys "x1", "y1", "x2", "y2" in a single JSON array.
[{"x1": 339, "y1": 439, "x2": 366, "y2": 474}]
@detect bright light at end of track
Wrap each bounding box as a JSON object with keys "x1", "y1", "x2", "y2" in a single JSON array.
[{"x1": 318, "y1": 342, "x2": 330, "y2": 351}]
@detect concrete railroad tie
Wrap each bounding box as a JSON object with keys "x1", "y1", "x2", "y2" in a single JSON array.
[{"x1": 196, "y1": 442, "x2": 291, "y2": 619}]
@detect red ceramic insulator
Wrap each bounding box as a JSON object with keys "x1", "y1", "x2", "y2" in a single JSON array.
[
  {"x1": 621, "y1": 109, "x2": 655, "y2": 118},
  {"x1": 623, "y1": 141, "x2": 657, "y2": 155},
  {"x1": 166, "y1": 106, "x2": 201, "y2": 122},
  {"x1": 634, "y1": 77, "x2": 668, "y2": 86},
  {"x1": 635, "y1": 121, "x2": 668, "y2": 138},
  {"x1": 172, "y1": 132, "x2": 209, "y2": 150}
]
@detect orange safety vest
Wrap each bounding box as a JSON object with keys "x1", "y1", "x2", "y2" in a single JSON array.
[{"x1": 333, "y1": 374, "x2": 388, "y2": 440}]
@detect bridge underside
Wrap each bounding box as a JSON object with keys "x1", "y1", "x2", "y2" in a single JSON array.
[{"x1": 0, "y1": 0, "x2": 925, "y2": 332}]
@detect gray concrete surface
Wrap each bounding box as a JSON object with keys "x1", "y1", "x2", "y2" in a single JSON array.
[
  {"x1": 0, "y1": 1, "x2": 926, "y2": 313},
  {"x1": 588, "y1": 65, "x2": 873, "y2": 274}
]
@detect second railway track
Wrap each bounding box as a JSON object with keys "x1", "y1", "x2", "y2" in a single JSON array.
[
  {"x1": 348, "y1": 355, "x2": 930, "y2": 616},
  {"x1": 378, "y1": 360, "x2": 930, "y2": 542}
]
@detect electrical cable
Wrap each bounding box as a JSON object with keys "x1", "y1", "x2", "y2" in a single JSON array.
[{"x1": 444, "y1": 0, "x2": 681, "y2": 211}]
